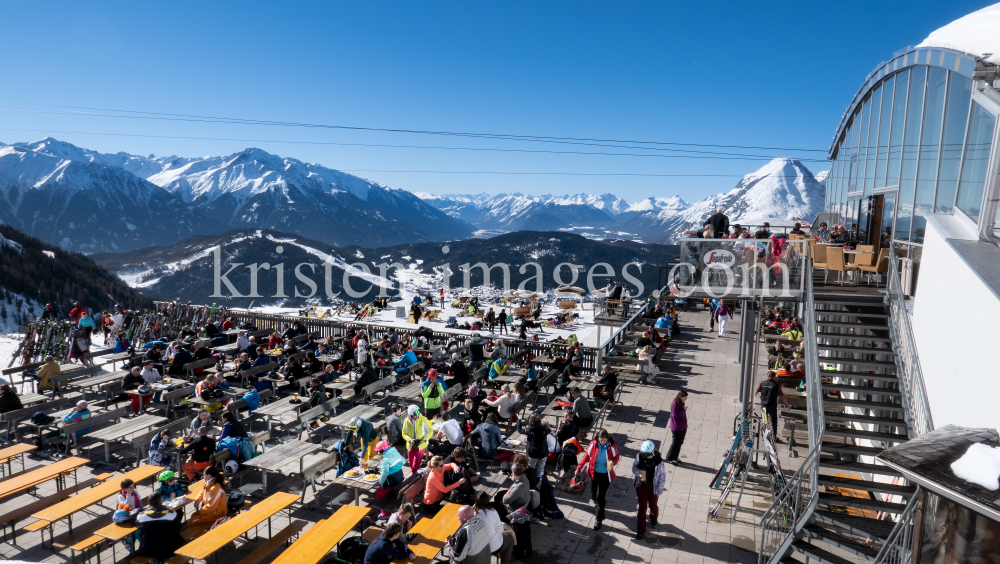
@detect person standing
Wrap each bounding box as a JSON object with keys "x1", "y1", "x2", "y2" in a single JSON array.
[
  {"x1": 714, "y1": 301, "x2": 733, "y2": 337},
  {"x1": 498, "y1": 309, "x2": 508, "y2": 335},
  {"x1": 632, "y1": 440, "x2": 666, "y2": 540},
  {"x1": 756, "y1": 371, "x2": 790, "y2": 442},
  {"x1": 708, "y1": 298, "x2": 720, "y2": 331},
  {"x1": 402, "y1": 405, "x2": 433, "y2": 470},
  {"x1": 576, "y1": 429, "x2": 620, "y2": 530},
  {"x1": 706, "y1": 207, "x2": 730, "y2": 238},
  {"x1": 666, "y1": 391, "x2": 688, "y2": 465}
]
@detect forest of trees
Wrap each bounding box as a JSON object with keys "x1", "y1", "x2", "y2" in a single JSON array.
[{"x1": 0, "y1": 225, "x2": 153, "y2": 325}]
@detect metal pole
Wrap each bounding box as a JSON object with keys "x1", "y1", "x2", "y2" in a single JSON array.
[{"x1": 596, "y1": 325, "x2": 602, "y2": 378}]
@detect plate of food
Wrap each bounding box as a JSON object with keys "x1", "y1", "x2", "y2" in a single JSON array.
[
  {"x1": 362, "y1": 473, "x2": 380, "y2": 483},
  {"x1": 506, "y1": 439, "x2": 521, "y2": 446},
  {"x1": 344, "y1": 469, "x2": 363, "y2": 478}
]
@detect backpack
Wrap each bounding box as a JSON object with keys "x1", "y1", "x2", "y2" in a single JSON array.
[
  {"x1": 217, "y1": 437, "x2": 240, "y2": 459},
  {"x1": 200, "y1": 387, "x2": 224, "y2": 400},
  {"x1": 242, "y1": 389, "x2": 260, "y2": 414},
  {"x1": 337, "y1": 536, "x2": 371, "y2": 564},
  {"x1": 31, "y1": 412, "x2": 54, "y2": 425},
  {"x1": 210, "y1": 515, "x2": 232, "y2": 530}
]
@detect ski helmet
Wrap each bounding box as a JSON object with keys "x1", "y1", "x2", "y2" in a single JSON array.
[{"x1": 640, "y1": 440, "x2": 655, "y2": 454}]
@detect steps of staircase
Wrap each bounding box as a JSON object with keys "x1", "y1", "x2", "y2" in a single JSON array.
[
  {"x1": 823, "y1": 425, "x2": 909, "y2": 443},
  {"x1": 813, "y1": 510, "x2": 896, "y2": 542},
  {"x1": 819, "y1": 359, "x2": 897, "y2": 370},
  {"x1": 791, "y1": 540, "x2": 858, "y2": 564},
  {"x1": 803, "y1": 523, "x2": 881, "y2": 560},
  {"x1": 819, "y1": 441, "x2": 885, "y2": 457},
  {"x1": 816, "y1": 344, "x2": 894, "y2": 355},
  {"x1": 818, "y1": 460, "x2": 905, "y2": 478},
  {"x1": 823, "y1": 397, "x2": 903, "y2": 410},
  {"x1": 813, "y1": 320, "x2": 890, "y2": 331},
  {"x1": 821, "y1": 382, "x2": 901, "y2": 395},
  {"x1": 817, "y1": 332, "x2": 893, "y2": 342},
  {"x1": 818, "y1": 492, "x2": 908, "y2": 514},
  {"x1": 819, "y1": 370, "x2": 899, "y2": 383},
  {"x1": 817, "y1": 474, "x2": 916, "y2": 496},
  {"x1": 823, "y1": 412, "x2": 907, "y2": 427}
]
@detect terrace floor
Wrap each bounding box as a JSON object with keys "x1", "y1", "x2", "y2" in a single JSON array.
[{"x1": 1, "y1": 306, "x2": 795, "y2": 564}]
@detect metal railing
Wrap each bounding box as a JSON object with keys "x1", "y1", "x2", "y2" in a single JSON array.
[
  {"x1": 758, "y1": 447, "x2": 820, "y2": 564},
  {"x1": 873, "y1": 486, "x2": 922, "y2": 564},
  {"x1": 593, "y1": 298, "x2": 645, "y2": 322},
  {"x1": 758, "y1": 251, "x2": 825, "y2": 564},
  {"x1": 885, "y1": 249, "x2": 934, "y2": 438},
  {"x1": 674, "y1": 238, "x2": 808, "y2": 298},
  {"x1": 222, "y1": 308, "x2": 603, "y2": 374},
  {"x1": 598, "y1": 300, "x2": 652, "y2": 356}
]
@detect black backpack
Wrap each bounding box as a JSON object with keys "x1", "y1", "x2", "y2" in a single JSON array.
[
  {"x1": 200, "y1": 388, "x2": 225, "y2": 400},
  {"x1": 337, "y1": 536, "x2": 370, "y2": 564}
]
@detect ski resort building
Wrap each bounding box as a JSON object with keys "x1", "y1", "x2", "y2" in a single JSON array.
[{"x1": 758, "y1": 5, "x2": 1000, "y2": 564}]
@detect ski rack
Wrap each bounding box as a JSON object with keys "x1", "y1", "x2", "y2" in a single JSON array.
[{"x1": 710, "y1": 410, "x2": 788, "y2": 522}]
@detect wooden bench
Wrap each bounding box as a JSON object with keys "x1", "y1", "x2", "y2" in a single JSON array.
[
  {"x1": 49, "y1": 365, "x2": 101, "y2": 398},
  {"x1": 362, "y1": 375, "x2": 397, "y2": 404},
  {"x1": 174, "y1": 491, "x2": 300, "y2": 562},
  {"x1": 0, "y1": 397, "x2": 70, "y2": 443},
  {"x1": 163, "y1": 384, "x2": 197, "y2": 419},
  {"x1": 237, "y1": 362, "x2": 277, "y2": 388},
  {"x1": 53, "y1": 407, "x2": 128, "y2": 456},
  {"x1": 271, "y1": 505, "x2": 370, "y2": 564},
  {"x1": 87, "y1": 412, "x2": 169, "y2": 462},
  {"x1": 0, "y1": 472, "x2": 113, "y2": 543},
  {"x1": 294, "y1": 399, "x2": 341, "y2": 442},
  {"x1": 279, "y1": 451, "x2": 340, "y2": 503},
  {"x1": 235, "y1": 519, "x2": 308, "y2": 564},
  {"x1": 393, "y1": 503, "x2": 461, "y2": 564},
  {"x1": 183, "y1": 357, "x2": 220, "y2": 380}
]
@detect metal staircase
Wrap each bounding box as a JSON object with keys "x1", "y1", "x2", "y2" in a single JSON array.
[{"x1": 759, "y1": 250, "x2": 930, "y2": 564}]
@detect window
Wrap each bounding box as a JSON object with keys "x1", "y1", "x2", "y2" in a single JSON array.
[
  {"x1": 886, "y1": 69, "x2": 909, "y2": 188},
  {"x1": 874, "y1": 76, "x2": 895, "y2": 189},
  {"x1": 912, "y1": 66, "x2": 948, "y2": 243},
  {"x1": 849, "y1": 101, "x2": 868, "y2": 193},
  {"x1": 897, "y1": 66, "x2": 927, "y2": 242},
  {"x1": 865, "y1": 85, "x2": 883, "y2": 194},
  {"x1": 955, "y1": 102, "x2": 997, "y2": 221},
  {"x1": 935, "y1": 72, "x2": 973, "y2": 213}
]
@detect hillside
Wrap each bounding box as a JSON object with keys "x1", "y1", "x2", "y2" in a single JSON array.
[
  {"x1": 0, "y1": 225, "x2": 153, "y2": 330},
  {"x1": 93, "y1": 229, "x2": 680, "y2": 307}
]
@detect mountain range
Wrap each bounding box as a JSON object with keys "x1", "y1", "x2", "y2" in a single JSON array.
[
  {"x1": 419, "y1": 157, "x2": 827, "y2": 243},
  {"x1": 92, "y1": 228, "x2": 679, "y2": 307},
  {"x1": 0, "y1": 138, "x2": 826, "y2": 253},
  {"x1": 0, "y1": 138, "x2": 471, "y2": 252}
]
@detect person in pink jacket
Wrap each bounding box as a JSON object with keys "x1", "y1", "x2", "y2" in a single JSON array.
[{"x1": 575, "y1": 429, "x2": 620, "y2": 530}]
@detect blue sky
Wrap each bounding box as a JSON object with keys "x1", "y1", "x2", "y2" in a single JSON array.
[{"x1": 0, "y1": 0, "x2": 993, "y2": 203}]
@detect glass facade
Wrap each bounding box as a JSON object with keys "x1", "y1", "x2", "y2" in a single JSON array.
[{"x1": 824, "y1": 47, "x2": 1000, "y2": 293}]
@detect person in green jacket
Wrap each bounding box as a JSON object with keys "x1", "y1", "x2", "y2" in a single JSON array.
[{"x1": 420, "y1": 369, "x2": 445, "y2": 418}]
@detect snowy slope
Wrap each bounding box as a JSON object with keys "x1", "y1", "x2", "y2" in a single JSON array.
[{"x1": 814, "y1": 169, "x2": 829, "y2": 188}]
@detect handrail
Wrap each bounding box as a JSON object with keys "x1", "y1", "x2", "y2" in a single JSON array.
[
  {"x1": 599, "y1": 300, "x2": 651, "y2": 356},
  {"x1": 758, "y1": 248, "x2": 824, "y2": 564},
  {"x1": 872, "y1": 486, "x2": 922, "y2": 564},
  {"x1": 885, "y1": 247, "x2": 934, "y2": 438}
]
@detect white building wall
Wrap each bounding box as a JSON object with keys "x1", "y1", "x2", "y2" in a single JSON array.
[{"x1": 912, "y1": 214, "x2": 1000, "y2": 432}]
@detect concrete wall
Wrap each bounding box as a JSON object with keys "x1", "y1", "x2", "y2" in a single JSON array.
[{"x1": 912, "y1": 214, "x2": 1000, "y2": 432}]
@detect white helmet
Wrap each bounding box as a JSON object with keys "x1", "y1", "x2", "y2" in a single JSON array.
[{"x1": 224, "y1": 460, "x2": 239, "y2": 475}]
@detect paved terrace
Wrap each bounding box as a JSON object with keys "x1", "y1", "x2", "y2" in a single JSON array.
[{"x1": 1, "y1": 307, "x2": 795, "y2": 564}]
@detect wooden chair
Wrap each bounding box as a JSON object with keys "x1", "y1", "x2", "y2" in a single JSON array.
[
  {"x1": 812, "y1": 242, "x2": 828, "y2": 274},
  {"x1": 858, "y1": 247, "x2": 890, "y2": 286},
  {"x1": 825, "y1": 247, "x2": 857, "y2": 286}
]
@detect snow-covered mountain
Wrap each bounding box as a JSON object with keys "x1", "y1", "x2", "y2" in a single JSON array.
[
  {"x1": 0, "y1": 138, "x2": 473, "y2": 252},
  {"x1": 421, "y1": 159, "x2": 826, "y2": 243},
  {"x1": 646, "y1": 158, "x2": 827, "y2": 243},
  {"x1": 814, "y1": 169, "x2": 829, "y2": 188},
  {"x1": 0, "y1": 139, "x2": 223, "y2": 252}
]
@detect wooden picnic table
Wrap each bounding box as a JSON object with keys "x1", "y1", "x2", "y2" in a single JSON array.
[
  {"x1": 392, "y1": 380, "x2": 422, "y2": 401},
  {"x1": 243, "y1": 439, "x2": 321, "y2": 491},
  {"x1": 30, "y1": 465, "x2": 163, "y2": 544},
  {"x1": 395, "y1": 503, "x2": 462, "y2": 564},
  {"x1": 94, "y1": 483, "x2": 204, "y2": 543},
  {"x1": 316, "y1": 353, "x2": 342, "y2": 363},
  {"x1": 252, "y1": 395, "x2": 306, "y2": 431},
  {"x1": 328, "y1": 404, "x2": 382, "y2": 433},
  {"x1": 17, "y1": 392, "x2": 48, "y2": 406},
  {"x1": 175, "y1": 491, "x2": 299, "y2": 562},
  {"x1": 66, "y1": 370, "x2": 126, "y2": 400},
  {"x1": 272, "y1": 504, "x2": 369, "y2": 564},
  {"x1": 187, "y1": 387, "x2": 246, "y2": 407},
  {"x1": 327, "y1": 379, "x2": 357, "y2": 395},
  {"x1": 0, "y1": 456, "x2": 89, "y2": 500},
  {"x1": 87, "y1": 413, "x2": 169, "y2": 461},
  {"x1": 0, "y1": 443, "x2": 37, "y2": 476}
]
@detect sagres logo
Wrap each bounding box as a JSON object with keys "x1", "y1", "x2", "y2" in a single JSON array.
[{"x1": 702, "y1": 249, "x2": 736, "y2": 269}]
